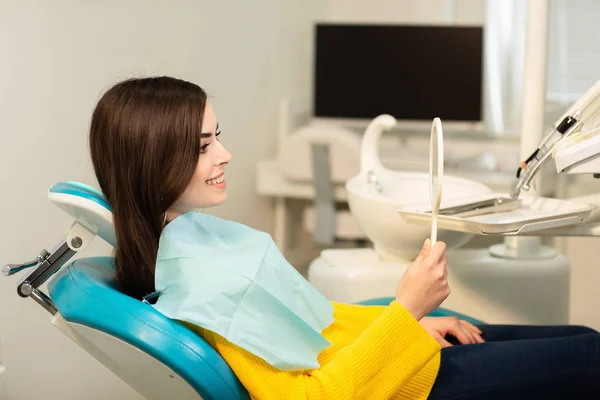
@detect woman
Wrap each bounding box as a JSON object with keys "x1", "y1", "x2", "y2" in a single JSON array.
[{"x1": 89, "y1": 76, "x2": 600, "y2": 399}]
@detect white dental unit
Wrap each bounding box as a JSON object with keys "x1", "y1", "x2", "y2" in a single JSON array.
[
  {"x1": 308, "y1": 75, "x2": 600, "y2": 325},
  {"x1": 264, "y1": 1, "x2": 600, "y2": 326},
  {"x1": 309, "y1": 0, "x2": 600, "y2": 327}
]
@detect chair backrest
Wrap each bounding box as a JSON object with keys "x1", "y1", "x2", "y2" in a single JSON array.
[{"x1": 46, "y1": 181, "x2": 250, "y2": 400}]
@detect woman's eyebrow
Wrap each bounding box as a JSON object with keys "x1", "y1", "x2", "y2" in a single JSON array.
[{"x1": 201, "y1": 123, "x2": 219, "y2": 138}]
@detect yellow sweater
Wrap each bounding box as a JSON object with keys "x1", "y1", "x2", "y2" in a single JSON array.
[{"x1": 186, "y1": 300, "x2": 442, "y2": 400}]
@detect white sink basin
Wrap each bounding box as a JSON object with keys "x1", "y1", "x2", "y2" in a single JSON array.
[{"x1": 347, "y1": 114, "x2": 492, "y2": 261}]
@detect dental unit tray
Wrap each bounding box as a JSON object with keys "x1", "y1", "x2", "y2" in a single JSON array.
[
  {"x1": 436, "y1": 196, "x2": 522, "y2": 218},
  {"x1": 397, "y1": 194, "x2": 596, "y2": 235}
]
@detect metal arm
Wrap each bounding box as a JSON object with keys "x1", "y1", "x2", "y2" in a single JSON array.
[
  {"x1": 2, "y1": 249, "x2": 50, "y2": 276},
  {"x1": 2, "y1": 221, "x2": 96, "y2": 315},
  {"x1": 511, "y1": 114, "x2": 581, "y2": 198},
  {"x1": 512, "y1": 78, "x2": 600, "y2": 198}
]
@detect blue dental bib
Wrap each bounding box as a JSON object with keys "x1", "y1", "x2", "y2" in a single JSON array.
[{"x1": 151, "y1": 211, "x2": 334, "y2": 371}]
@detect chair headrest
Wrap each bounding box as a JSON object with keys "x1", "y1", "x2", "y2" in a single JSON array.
[{"x1": 48, "y1": 181, "x2": 115, "y2": 247}]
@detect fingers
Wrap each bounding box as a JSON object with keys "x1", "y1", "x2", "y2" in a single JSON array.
[
  {"x1": 440, "y1": 254, "x2": 448, "y2": 267},
  {"x1": 449, "y1": 323, "x2": 475, "y2": 345},
  {"x1": 427, "y1": 317, "x2": 484, "y2": 346},
  {"x1": 434, "y1": 333, "x2": 453, "y2": 348},
  {"x1": 461, "y1": 320, "x2": 483, "y2": 335},
  {"x1": 440, "y1": 254, "x2": 448, "y2": 279},
  {"x1": 426, "y1": 240, "x2": 446, "y2": 264},
  {"x1": 450, "y1": 320, "x2": 484, "y2": 344},
  {"x1": 414, "y1": 238, "x2": 432, "y2": 263},
  {"x1": 414, "y1": 239, "x2": 447, "y2": 267},
  {"x1": 441, "y1": 317, "x2": 483, "y2": 345},
  {"x1": 460, "y1": 320, "x2": 485, "y2": 343}
]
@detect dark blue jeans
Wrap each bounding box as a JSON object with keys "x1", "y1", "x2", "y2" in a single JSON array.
[{"x1": 428, "y1": 324, "x2": 600, "y2": 399}]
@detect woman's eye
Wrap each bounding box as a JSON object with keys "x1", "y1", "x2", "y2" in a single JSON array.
[{"x1": 200, "y1": 143, "x2": 210, "y2": 153}]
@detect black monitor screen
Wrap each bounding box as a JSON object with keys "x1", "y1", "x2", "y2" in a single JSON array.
[{"x1": 314, "y1": 24, "x2": 484, "y2": 122}]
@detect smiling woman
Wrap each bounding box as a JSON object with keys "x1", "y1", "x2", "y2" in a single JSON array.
[{"x1": 89, "y1": 76, "x2": 231, "y2": 301}]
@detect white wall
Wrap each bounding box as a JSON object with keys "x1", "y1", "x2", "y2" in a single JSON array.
[
  {"x1": 0, "y1": 1, "x2": 323, "y2": 399},
  {"x1": 322, "y1": 0, "x2": 485, "y2": 24},
  {"x1": 547, "y1": 0, "x2": 600, "y2": 102}
]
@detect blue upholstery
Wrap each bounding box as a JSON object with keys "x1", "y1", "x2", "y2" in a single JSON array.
[
  {"x1": 50, "y1": 181, "x2": 112, "y2": 212},
  {"x1": 48, "y1": 257, "x2": 250, "y2": 400}
]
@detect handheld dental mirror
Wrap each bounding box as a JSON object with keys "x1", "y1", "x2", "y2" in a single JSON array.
[{"x1": 430, "y1": 117, "x2": 444, "y2": 245}]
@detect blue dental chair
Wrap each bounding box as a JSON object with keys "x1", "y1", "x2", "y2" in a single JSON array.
[{"x1": 2, "y1": 182, "x2": 484, "y2": 400}]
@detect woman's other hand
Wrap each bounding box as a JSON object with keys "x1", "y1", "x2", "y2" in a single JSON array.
[{"x1": 420, "y1": 316, "x2": 485, "y2": 347}]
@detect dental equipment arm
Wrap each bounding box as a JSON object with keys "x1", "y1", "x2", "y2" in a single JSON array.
[
  {"x1": 397, "y1": 79, "x2": 600, "y2": 238},
  {"x1": 2, "y1": 221, "x2": 96, "y2": 314},
  {"x1": 2, "y1": 183, "x2": 105, "y2": 315},
  {"x1": 512, "y1": 78, "x2": 600, "y2": 199}
]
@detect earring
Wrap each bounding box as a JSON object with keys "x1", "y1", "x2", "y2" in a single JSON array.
[{"x1": 160, "y1": 196, "x2": 167, "y2": 226}]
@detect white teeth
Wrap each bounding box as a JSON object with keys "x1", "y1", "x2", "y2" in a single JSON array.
[{"x1": 206, "y1": 176, "x2": 224, "y2": 185}]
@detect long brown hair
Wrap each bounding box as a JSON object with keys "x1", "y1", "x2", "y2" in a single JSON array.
[{"x1": 89, "y1": 76, "x2": 207, "y2": 299}]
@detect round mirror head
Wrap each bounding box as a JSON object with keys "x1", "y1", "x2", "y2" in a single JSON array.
[{"x1": 430, "y1": 117, "x2": 444, "y2": 243}]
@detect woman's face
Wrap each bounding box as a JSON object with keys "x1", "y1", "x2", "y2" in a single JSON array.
[{"x1": 167, "y1": 101, "x2": 232, "y2": 219}]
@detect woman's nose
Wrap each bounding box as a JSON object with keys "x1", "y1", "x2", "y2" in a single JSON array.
[{"x1": 216, "y1": 141, "x2": 232, "y2": 165}]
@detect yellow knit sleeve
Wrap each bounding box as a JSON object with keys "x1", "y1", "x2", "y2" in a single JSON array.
[{"x1": 197, "y1": 301, "x2": 441, "y2": 400}]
